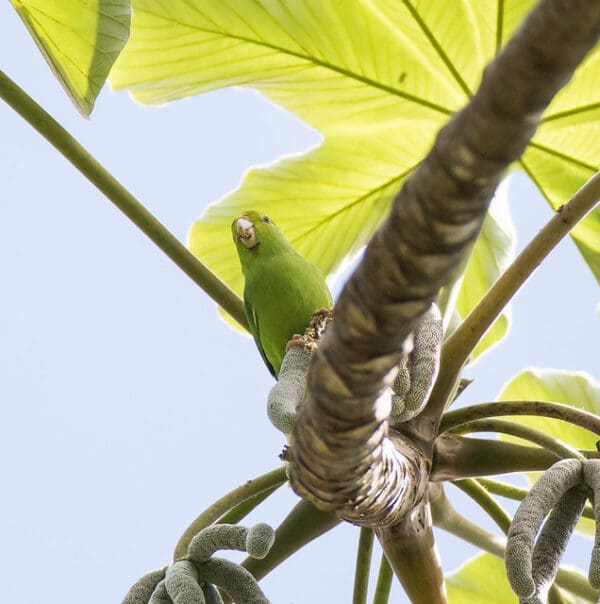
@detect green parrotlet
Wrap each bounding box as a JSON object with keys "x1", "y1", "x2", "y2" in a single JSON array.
[{"x1": 232, "y1": 211, "x2": 333, "y2": 377}]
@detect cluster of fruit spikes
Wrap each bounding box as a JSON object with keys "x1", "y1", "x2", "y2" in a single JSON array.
[
  {"x1": 267, "y1": 303, "x2": 443, "y2": 434},
  {"x1": 122, "y1": 523, "x2": 275, "y2": 604}
]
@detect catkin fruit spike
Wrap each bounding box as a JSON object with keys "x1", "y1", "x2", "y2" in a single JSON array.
[
  {"x1": 267, "y1": 346, "x2": 311, "y2": 434},
  {"x1": 165, "y1": 560, "x2": 205, "y2": 604},
  {"x1": 583, "y1": 460, "x2": 600, "y2": 588},
  {"x1": 390, "y1": 303, "x2": 443, "y2": 424},
  {"x1": 519, "y1": 595, "x2": 543, "y2": 604},
  {"x1": 148, "y1": 580, "x2": 172, "y2": 604},
  {"x1": 246, "y1": 523, "x2": 275, "y2": 559},
  {"x1": 506, "y1": 459, "x2": 583, "y2": 598},
  {"x1": 196, "y1": 557, "x2": 270, "y2": 604},
  {"x1": 122, "y1": 567, "x2": 168, "y2": 604},
  {"x1": 527, "y1": 486, "x2": 587, "y2": 603},
  {"x1": 188, "y1": 525, "x2": 247, "y2": 563}
]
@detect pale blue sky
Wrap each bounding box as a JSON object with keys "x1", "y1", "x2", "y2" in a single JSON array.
[{"x1": 0, "y1": 4, "x2": 598, "y2": 603}]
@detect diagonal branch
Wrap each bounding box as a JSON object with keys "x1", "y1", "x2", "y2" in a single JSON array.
[
  {"x1": 426, "y1": 172, "x2": 600, "y2": 422},
  {"x1": 289, "y1": 0, "x2": 600, "y2": 526},
  {"x1": 0, "y1": 69, "x2": 248, "y2": 331}
]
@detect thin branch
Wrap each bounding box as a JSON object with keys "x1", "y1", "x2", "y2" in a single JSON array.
[
  {"x1": 431, "y1": 434, "x2": 599, "y2": 481},
  {"x1": 173, "y1": 466, "x2": 286, "y2": 559},
  {"x1": 448, "y1": 418, "x2": 586, "y2": 461},
  {"x1": 0, "y1": 69, "x2": 248, "y2": 330},
  {"x1": 430, "y1": 487, "x2": 506, "y2": 557},
  {"x1": 440, "y1": 400, "x2": 600, "y2": 436},
  {"x1": 353, "y1": 528, "x2": 374, "y2": 604},
  {"x1": 240, "y1": 499, "x2": 339, "y2": 581},
  {"x1": 215, "y1": 485, "x2": 281, "y2": 525},
  {"x1": 477, "y1": 477, "x2": 595, "y2": 521},
  {"x1": 372, "y1": 554, "x2": 393, "y2": 604},
  {"x1": 452, "y1": 479, "x2": 511, "y2": 533},
  {"x1": 424, "y1": 171, "x2": 600, "y2": 424}
]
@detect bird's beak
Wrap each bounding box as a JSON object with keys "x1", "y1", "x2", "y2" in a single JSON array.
[{"x1": 236, "y1": 216, "x2": 258, "y2": 249}]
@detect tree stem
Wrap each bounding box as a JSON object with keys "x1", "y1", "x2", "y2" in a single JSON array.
[
  {"x1": 477, "y1": 477, "x2": 595, "y2": 521},
  {"x1": 0, "y1": 69, "x2": 248, "y2": 330},
  {"x1": 375, "y1": 501, "x2": 447, "y2": 604},
  {"x1": 352, "y1": 528, "x2": 374, "y2": 604},
  {"x1": 372, "y1": 554, "x2": 393, "y2": 604}
]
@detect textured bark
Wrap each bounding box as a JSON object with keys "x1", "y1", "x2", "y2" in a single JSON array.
[{"x1": 289, "y1": 0, "x2": 600, "y2": 527}]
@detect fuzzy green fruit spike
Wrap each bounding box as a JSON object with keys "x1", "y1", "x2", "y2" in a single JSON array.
[{"x1": 232, "y1": 211, "x2": 333, "y2": 377}]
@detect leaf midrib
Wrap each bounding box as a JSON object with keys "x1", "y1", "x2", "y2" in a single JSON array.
[
  {"x1": 542, "y1": 102, "x2": 600, "y2": 123},
  {"x1": 289, "y1": 164, "x2": 418, "y2": 248},
  {"x1": 139, "y1": 5, "x2": 455, "y2": 117},
  {"x1": 528, "y1": 141, "x2": 599, "y2": 172},
  {"x1": 402, "y1": 0, "x2": 472, "y2": 98}
]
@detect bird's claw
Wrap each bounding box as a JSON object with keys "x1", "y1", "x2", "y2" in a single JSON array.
[{"x1": 285, "y1": 334, "x2": 305, "y2": 353}]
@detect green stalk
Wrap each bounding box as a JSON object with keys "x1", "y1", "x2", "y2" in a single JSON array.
[
  {"x1": 476, "y1": 477, "x2": 532, "y2": 502},
  {"x1": 452, "y1": 479, "x2": 511, "y2": 533},
  {"x1": 440, "y1": 400, "x2": 600, "y2": 436},
  {"x1": 477, "y1": 477, "x2": 595, "y2": 521},
  {"x1": 216, "y1": 484, "x2": 282, "y2": 525},
  {"x1": 448, "y1": 418, "x2": 586, "y2": 461},
  {"x1": 0, "y1": 69, "x2": 248, "y2": 330},
  {"x1": 221, "y1": 501, "x2": 340, "y2": 604},
  {"x1": 240, "y1": 499, "x2": 339, "y2": 580},
  {"x1": 425, "y1": 171, "x2": 600, "y2": 422},
  {"x1": 353, "y1": 528, "x2": 374, "y2": 604},
  {"x1": 372, "y1": 554, "x2": 393, "y2": 604},
  {"x1": 173, "y1": 466, "x2": 286, "y2": 559}
]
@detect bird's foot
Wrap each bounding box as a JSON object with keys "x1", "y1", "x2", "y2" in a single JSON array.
[{"x1": 285, "y1": 334, "x2": 305, "y2": 353}]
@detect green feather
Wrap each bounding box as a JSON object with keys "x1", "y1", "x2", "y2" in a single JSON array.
[{"x1": 232, "y1": 211, "x2": 333, "y2": 377}]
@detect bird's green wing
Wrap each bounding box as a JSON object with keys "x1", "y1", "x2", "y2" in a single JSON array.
[{"x1": 244, "y1": 294, "x2": 276, "y2": 378}]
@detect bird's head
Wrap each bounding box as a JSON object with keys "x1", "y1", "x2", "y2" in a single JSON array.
[{"x1": 232, "y1": 210, "x2": 278, "y2": 253}]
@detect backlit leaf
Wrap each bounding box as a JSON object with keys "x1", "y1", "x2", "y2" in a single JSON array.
[{"x1": 11, "y1": 0, "x2": 130, "y2": 115}]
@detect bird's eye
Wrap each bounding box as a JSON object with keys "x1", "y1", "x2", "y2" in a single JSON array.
[{"x1": 262, "y1": 215, "x2": 270, "y2": 223}]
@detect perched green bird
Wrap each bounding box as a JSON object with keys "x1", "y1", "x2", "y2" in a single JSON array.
[{"x1": 232, "y1": 211, "x2": 333, "y2": 377}]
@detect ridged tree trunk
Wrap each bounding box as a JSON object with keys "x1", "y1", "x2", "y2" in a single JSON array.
[{"x1": 288, "y1": 0, "x2": 600, "y2": 600}]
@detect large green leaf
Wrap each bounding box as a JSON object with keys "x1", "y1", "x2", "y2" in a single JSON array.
[
  {"x1": 10, "y1": 0, "x2": 130, "y2": 116},
  {"x1": 497, "y1": 369, "x2": 600, "y2": 451},
  {"x1": 446, "y1": 552, "x2": 589, "y2": 603},
  {"x1": 110, "y1": 0, "x2": 600, "y2": 316},
  {"x1": 446, "y1": 552, "x2": 515, "y2": 603},
  {"x1": 456, "y1": 181, "x2": 516, "y2": 362}
]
